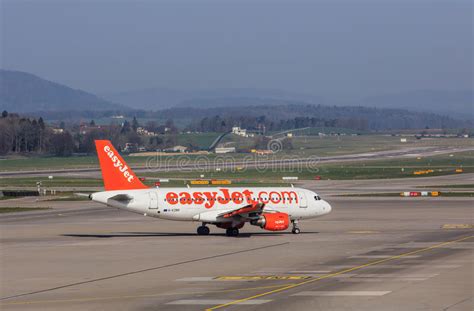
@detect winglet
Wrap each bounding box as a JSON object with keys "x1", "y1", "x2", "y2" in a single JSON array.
[{"x1": 94, "y1": 140, "x2": 148, "y2": 191}]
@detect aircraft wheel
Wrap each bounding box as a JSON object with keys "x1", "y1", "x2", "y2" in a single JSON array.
[
  {"x1": 292, "y1": 228, "x2": 301, "y2": 234},
  {"x1": 197, "y1": 226, "x2": 210, "y2": 235},
  {"x1": 226, "y1": 228, "x2": 239, "y2": 237}
]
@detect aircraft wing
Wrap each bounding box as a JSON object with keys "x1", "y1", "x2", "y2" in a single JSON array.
[{"x1": 219, "y1": 202, "x2": 265, "y2": 219}]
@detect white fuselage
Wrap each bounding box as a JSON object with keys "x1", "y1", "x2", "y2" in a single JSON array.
[{"x1": 91, "y1": 187, "x2": 331, "y2": 223}]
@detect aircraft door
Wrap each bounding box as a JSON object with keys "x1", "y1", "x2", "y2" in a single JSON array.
[
  {"x1": 148, "y1": 191, "x2": 159, "y2": 209},
  {"x1": 298, "y1": 191, "x2": 307, "y2": 208}
]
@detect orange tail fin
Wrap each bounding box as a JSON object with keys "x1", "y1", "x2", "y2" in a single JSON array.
[{"x1": 94, "y1": 140, "x2": 148, "y2": 191}]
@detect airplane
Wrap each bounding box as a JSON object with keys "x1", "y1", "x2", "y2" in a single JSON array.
[{"x1": 89, "y1": 140, "x2": 332, "y2": 236}]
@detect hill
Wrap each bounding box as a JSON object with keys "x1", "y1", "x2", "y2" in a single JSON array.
[
  {"x1": 359, "y1": 90, "x2": 473, "y2": 120},
  {"x1": 155, "y1": 104, "x2": 470, "y2": 131},
  {"x1": 0, "y1": 69, "x2": 122, "y2": 112},
  {"x1": 104, "y1": 86, "x2": 472, "y2": 120},
  {"x1": 103, "y1": 87, "x2": 324, "y2": 110}
]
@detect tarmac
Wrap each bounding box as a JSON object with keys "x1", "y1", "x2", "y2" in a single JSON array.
[{"x1": 0, "y1": 176, "x2": 473, "y2": 310}]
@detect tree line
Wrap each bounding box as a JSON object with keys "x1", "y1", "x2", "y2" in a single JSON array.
[
  {"x1": 187, "y1": 115, "x2": 368, "y2": 133},
  {"x1": 0, "y1": 111, "x2": 181, "y2": 156}
]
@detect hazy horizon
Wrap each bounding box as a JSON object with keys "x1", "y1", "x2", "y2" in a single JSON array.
[{"x1": 1, "y1": 0, "x2": 472, "y2": 101}]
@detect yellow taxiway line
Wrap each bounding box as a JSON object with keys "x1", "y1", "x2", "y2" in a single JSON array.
[
  {"x1": 205, "y1": 235, "x2": 473, "y2": 310},
  {"x1": 2, "y1": 235, "x2": 471, "y2": 307}
]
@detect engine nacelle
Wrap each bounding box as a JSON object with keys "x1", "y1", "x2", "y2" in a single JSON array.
[{"x1": 251, "y1": 212, "x2": 290, "y2": 231}]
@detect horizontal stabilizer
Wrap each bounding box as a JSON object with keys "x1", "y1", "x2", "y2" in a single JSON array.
[
  {"x1": 108, "y1": 194, "x2": 133, "y2": 203},
  {"x1": 74, "y1": 192, "x2": 92, "y2": 199}
]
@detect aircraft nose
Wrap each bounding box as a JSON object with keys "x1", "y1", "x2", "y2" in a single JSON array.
[{"x1": 322, "y1": 200, "x2": 332, "y2": 214}]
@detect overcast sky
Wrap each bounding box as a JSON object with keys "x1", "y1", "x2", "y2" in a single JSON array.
[{"x1": 1, "y1": 0, "x2": 472, "y2": 99}]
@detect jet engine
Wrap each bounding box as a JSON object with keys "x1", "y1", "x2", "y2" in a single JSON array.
[{"x1": 251, "y1": 212, "x2": 290, "y2": 231}]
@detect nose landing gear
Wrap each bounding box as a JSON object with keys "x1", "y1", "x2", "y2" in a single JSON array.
[
  {"x1": 291, "y1": 220, "x2": 300, "y2": 234},
  {"x1": 197, "y1": 224, "x2": 210, "y2": 235}
]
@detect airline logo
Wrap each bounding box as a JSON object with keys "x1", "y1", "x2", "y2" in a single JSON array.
[
  {"x1": 166, "y1": 188, "x2": 299, "y2": 209},
  {"x1": 103, "y1": 145, "x2": 135, "y2": 183}
]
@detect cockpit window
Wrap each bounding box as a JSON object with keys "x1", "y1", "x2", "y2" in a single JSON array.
[{"x1": 314, "y1": 195, "x2": 321, "y2": 201}]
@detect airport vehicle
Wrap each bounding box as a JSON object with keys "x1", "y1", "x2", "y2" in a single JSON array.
[{"x1": 90, "y1": 140, "x2": 332, "y2": 236}]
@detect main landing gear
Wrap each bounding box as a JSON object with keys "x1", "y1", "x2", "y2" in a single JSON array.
[
  {"x1": 291, "y1": 220, "x2": 301, "y2": 234},
  {"x1": 225, "y1": 228, "x2": 239, "y2": 237},
  {"x1": 197, "y1": 224, "x2": 210, "y2": 236}
]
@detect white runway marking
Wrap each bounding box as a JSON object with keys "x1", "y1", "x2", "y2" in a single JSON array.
[
  {"x1": 176, "y1": 277, "x2": 215, "y2": 282},
  {"x1": 391, "y1": 242, "x2": 474, "y2": 249},
  {"x1": 405, "y1": 259, "x2": 471, "y2": 264},
  {"x1": 339, "y1": 278, "x2": 426, "y2": 282},
  {"x1": 253, "y1": 269, "x2": 331, "y2": 274},
  {"x1": 343, "y1": 277, "x2": 429, "y2": 282},
  {"x1": 287, "y1": 270, "x2": 332, "y2": 274},
  {"x1": 166, "y1": 299, "x2": 272, "y2": 305},
  {"x1": 329, "y1": 273, "x2": 437, "y2": 279},
  {"x1": 176, "y1": 275, "x2": 312, "y2": 282},
  {"x1": 350, "y1": 255, "x2": 420, "y2": 259},
  {"x1": 331, "y1": 264, "x2": 460, "y2": 269},
  {"x1": 292, "y1": 291, "x2": 391, "y2": 296},
  {"x1": 355, "y1": 273, "x2": 439, "y2": 278}
]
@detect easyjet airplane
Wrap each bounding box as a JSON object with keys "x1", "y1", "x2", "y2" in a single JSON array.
[{"x1": 89, "y1": 140, "x2": 332, "y2": 236}]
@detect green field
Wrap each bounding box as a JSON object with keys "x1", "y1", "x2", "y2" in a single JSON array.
[
  {"x1": 0, "y1": 207, "x2": 51, "y2": 213},
  {"x1": 340, "y1": 192, "x2": 474, "y2": 197},
  {"x1": 1, "y1": 135, "x2": 471, "y2": 172},
  {"x1": 46, "y1": 195, "x2": 91, "y2": 201},
  {"x1": 0, "y1": 156, "x2": 99, "y2": 171},
  {"x1": 174, "y1": 132, "x2": 221, "y2": 149},
  {"x1": 1, "y1": 151, "x2": 472, "y2": 191},
  {"x1": 417, "y1": 184, "x2": 474, "y2": 188},
  {"x1": 141, "y1": 151, "x2": 474, "y2": 181},
  {"x1": 0, "y1": 177, "x2": 103, "y2": 188},
  {"x1": 291, "y1": 135, "x2": 472, "y2": 157},
  {"x1": 222, "y1": 134, "x2": 472, "y2": 157}
]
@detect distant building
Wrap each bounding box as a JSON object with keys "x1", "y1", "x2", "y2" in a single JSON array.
[
  {"x1": 166, "y1": 145, "x2": 188, "y2": 153},
  {"x1": 215, "y1": 147, "x2": 236, "y2": 154},
  {"x1": 79, "y1": 124, "x2": 111, "y2": 135},
  {"x1": 123, "y1": 143, "x2": 138, "y2": 153},
  {"x1": 136, "y1": 127, "x2": 156, "y2": 136},
  {"x1": 52, "y1": 128, "x2": 64, "y2": 134},
  {"x1": 232, "y1": 126, "x2": 247, "y2": 137}
]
